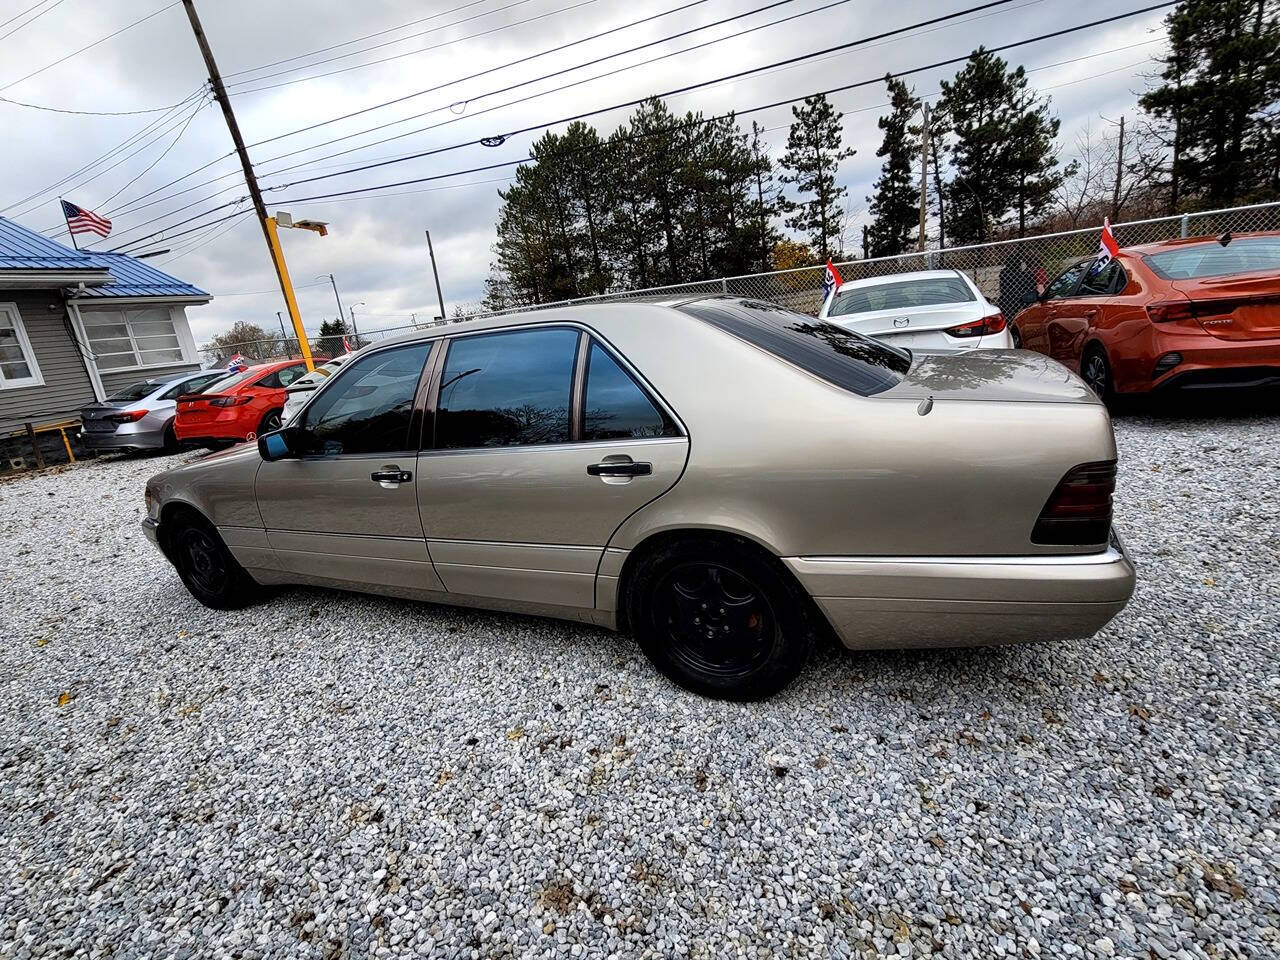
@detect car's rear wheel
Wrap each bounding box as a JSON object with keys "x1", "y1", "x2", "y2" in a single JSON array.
[
  {"x1": 257, "y1": 409, "x2": 283, "y2": 437},
  {"x1": 168, "y1": 512, "x2": 263, "y2": 609},
  {"x1": 1081, "y1": 344, "x2": 1112, "y2": 403},
  {"x1": 161, "y1": 419, "x2": 179, "y2": 454},
  {"x1": 1009, "y1": 320, "x2": 1023, "y2": 348},
  {"x1": 627, "y1": 538, "x2": 812, "y2": 700}
]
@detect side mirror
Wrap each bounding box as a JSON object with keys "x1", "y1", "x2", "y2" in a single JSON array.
[
  {"x1": 258, "y1": 426, "x2": 304, "y2": 461},
  {"x1": 1022, "y1": 288, "x2": 1040, "y2": 306}
]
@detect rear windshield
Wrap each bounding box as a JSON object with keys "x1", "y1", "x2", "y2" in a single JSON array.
[
  {"x1": 828, "y1": 275, "x2": 974, "y2": 317},
  {"x1": 106, "y1": 379, "x2": 161, "y2": 402},
  {"x1": 1143, "y1": 236, "x2": 1280, "y2": 279},
  {"x1": 203, "y1": 369, "x2": 258, "y2": 393},
  {"x1": 681, "y1": 300, "x2": 911, "y2": 397}
]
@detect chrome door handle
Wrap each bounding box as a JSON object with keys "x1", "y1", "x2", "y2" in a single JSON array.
[
  {"x1": 371, "y1": 469, "x2": 412, "y2": 487},
  {"x1": 587, "y1": 461, "x2": 652, "y2": 477}
]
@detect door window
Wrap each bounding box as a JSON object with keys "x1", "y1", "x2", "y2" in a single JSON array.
[
  {"x1": 160, "y1": 372, "x2": 221, "y2": 400},
  {"x1": 1077, "y1": 260, "x2": 1127, "y2": 297},
  {"x1": 1043, "y1": 262, "x2": 1089, "y2": 300},
  {"x1": 583, "y1": 341, "x2": 677, "y2": 440},
  {"x1": 436, "y1": 328, "x2": 577, "y2": 448},
  {"x1": 300, "y1": 342, "x2": 431, "y2": 455},
  {"x1": 258, "y1": 364, "x2": 307, "y2": 388}
]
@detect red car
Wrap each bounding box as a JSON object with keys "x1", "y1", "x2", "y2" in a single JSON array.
[
  {"x1": 174, "y1": 358, "x2": 313, "y2": 448},
  {"x1": 1011, "y1": 232, "x2": 1280, "y2": 400}
]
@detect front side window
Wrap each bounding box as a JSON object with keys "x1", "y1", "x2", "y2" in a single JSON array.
[
  {"x1": 0, "y1": 303, "x2": 43, "y2": 389},
  {"x1": 1143, "y1": 236, "x2": 1280, "y2": 279},
  {"x1": 300, "y1": 342, "x2": 431, "y2": 455},
  {"x1": 1077, "y1": 260, "x2": 1127, "y2": 297},
  {"x1": 257, "y1": 364, "x2": 307, "y2": 389},
  {"x1": 583, "y1": 341, "x2": 678, "y2": 441},
  {"x1": 680, "y1": 300, "x2": 910, "y2": 397},
  {"x1": 1044, "y1": 262, "x2": 1089, "y2": 300},
  {"x1": 436, "y1": 328, "x2": 577, "y2": 449},
  {"x1": 828, "y1": 276, "x2": 974, "y2": 317},
  {"x1": 82, "y1": 306, "x2": 185, "y2": 370},
  {"x1": 108, "y1": 379, "x2": 163, "y2": 402}
]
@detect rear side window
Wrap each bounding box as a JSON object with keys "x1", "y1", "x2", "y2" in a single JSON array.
[
  {"x1": 436, "y1": 328, "x2": 577, "y2": 448},
  {"x1": 681, "y1": 301, "x2": 911, "y2": 397},
  {"x1": 583, "y1": 341, "x2": 678, "y2": 440},
  {"x1": 160, "y1": 372, "x2": 220, "y2": 400},
  {"x1": 258, "y1": 364, "x2": 306, "y2": 388},
  {"x1": 1143, "y1": 237, "x2": 1280, "y2": 279},
  {"x1": 203, "y1": 369, "x2": 257, "y2": 393},
  {"x1": 828, "y1": 276, "x2": 974, "y2": 317},
  {"x1": 107, "y1": 379, "x2": 161, "y2": 402}
]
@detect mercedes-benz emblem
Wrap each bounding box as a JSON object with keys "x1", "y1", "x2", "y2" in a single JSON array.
[{"x1": 893, "y1": 317, "x2": 910, "y2": 328}]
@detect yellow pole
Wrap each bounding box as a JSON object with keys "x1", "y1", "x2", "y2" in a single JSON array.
[
  {"x1": 60, "y1": 428, "x2": 75, "y2": 462},
  {"x1": 264, "y1": 216, "x2": 314, "y2": 370}
]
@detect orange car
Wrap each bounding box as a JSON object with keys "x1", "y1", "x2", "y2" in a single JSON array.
[
  {"x1": 1011, "y1": 233, "x2": 1280, "y2": 400},
  {"x1": 174, "y1": 358, "x2": 313, "y2": 448}
]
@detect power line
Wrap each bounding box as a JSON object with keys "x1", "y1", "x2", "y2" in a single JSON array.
[
  {"x1": 267, "y1": 1, "x2": 1178, "y2": 207},
  {"x1": 0, "y1": 0, "x2": 59, "y2": 31},
  {"x1": 243, "y1": 0, "x2": 715, "y2": 149},
  {"x1": 0, "y1": 1, "x2": 181, "y2": 92},
  {"x1": 98, "y1": 94, "x2": 212, "y2": 207},
  {"x1": 0, "y1": 92, "x2": 200, "y2": 116},
  {"x1": 0, "y1": 0, "x2": 71, "y2": 43}
]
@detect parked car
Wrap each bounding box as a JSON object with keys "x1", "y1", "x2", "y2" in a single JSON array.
[
  {"x1": 1011, "y1": 233, "x2": 1280, "y2": 400},
  {"x1": 78, "y1": 369, "x2": 224, "y2": 453},
  {"x1": 173, "y1": 358, "x2": 312, "y2": 449},
  {"x1": 143, "y1": 299, "x2": 1134, "y2": 700},
  {"x1": 819, "y1": 269, "x2": 1014, "y2": 351},
  {"x1": 281, "y1": 353, "x2": 353, "y2": 424}
]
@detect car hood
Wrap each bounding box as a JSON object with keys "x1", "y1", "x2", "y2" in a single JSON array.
[{"x1": 881, "y1": 349, "x2": 1099, "y2": 404}]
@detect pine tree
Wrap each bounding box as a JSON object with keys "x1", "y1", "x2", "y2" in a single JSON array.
[
  {"x1": 865, "y1": 76, "x2": 921, "y2": 257},
  {"x1": 316, "y1": 318, "x2": 350, "y2": 359},
  {"x1": 779, "y1": 94, "x2": 856, "y2": 260},
  {"x1": 747, "y1": 122, "x2": 783, "y2": 273},
  {"x1": 1140, "y1": 0, "x2": 1280, "y2": 208}
]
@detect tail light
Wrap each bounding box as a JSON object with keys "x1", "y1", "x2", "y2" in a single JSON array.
[
  {"x1": 107, "y1": 410, "x2": 148, "y2": 424},
  {"x1": 946, "y1": 311, "x2": 1006, "y2": 338},
  {"x1": 208, "y1": 395, "x2": 253, "y2": 407},
  {"x1": 1146, "y1": 295, "x2": 1194, "y2": 324},
  {"x1": 1032, "y1": 461, "x2": 1116, "y2": 546}
]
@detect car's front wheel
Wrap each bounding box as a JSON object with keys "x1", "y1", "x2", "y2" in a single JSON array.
[
  {"x1": 627, "y1": 538, "x2": 812, "y2": 700},
  {"x1": 1081, "y1": 344, "x2": 1112, "y2": 403},
  {"x1": 168, "y1": 512, "x2": 263, "y2": 609}
]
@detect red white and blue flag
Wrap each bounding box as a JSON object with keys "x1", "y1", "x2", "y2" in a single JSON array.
[
  {"x1": 226, "y1": 353, "x2": 248, "y2": 372},
  {"x1": 60, "y1": 200, "x2": 112, "y2": 239},
  {"x1": 1096, "y1": 217, "x2": 1120, "y2": 267},
  {"x1": 822, "y1": 259, "x2": 843, "y2": 300}
]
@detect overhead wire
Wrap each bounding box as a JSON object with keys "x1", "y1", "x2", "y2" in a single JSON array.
[
  {"x1": 0, "y1": 0, "x2": 60, "y2": 31},
  {"x1": 97, "y1": 94, "x2": 212, "y2": 208},
  {"x1": 0, "y1": 0, "x2": 71, "y2": 43}
]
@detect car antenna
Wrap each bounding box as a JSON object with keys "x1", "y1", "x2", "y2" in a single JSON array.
[{"x1": 1217, "y1": 231, "x2": 1233, "y2": 247}]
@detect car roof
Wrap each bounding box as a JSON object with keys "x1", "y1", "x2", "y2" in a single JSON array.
[
  {"x1": 1121, "y1": 230, "x2": 1278, "y2": 256},
  {"x1": 834, "y1": 269, "x2": 972, "y2": 292}
]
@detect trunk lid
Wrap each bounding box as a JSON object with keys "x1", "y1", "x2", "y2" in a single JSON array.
[
  {"x1": 177, "y1": 392, "x2": 233, "y2": 425},
  {"x1": 832, "y1": 300, "x2": 985, "y2": 338},
  {"x1": 1170, "y1": 272, "x2": 1280, "y2": 341},
  {"x1": 882, "y1": 350, "x2": 1099, "y2": 405},
  {"x1": 80, "y1": 400, "x2": 132, "y2": 432}
]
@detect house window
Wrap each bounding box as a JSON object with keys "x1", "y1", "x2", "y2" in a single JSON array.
[
  {"x1": 0, "y1": 303, "x2": 44, "y2": 390},
  {"x1": 81, "y1": 306, "x2": 187, "y2": 370}
]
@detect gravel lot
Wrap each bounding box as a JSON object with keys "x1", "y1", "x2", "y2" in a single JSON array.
[{"x1": 1, "y1": 411, "x2": 1277, "y2": 960}]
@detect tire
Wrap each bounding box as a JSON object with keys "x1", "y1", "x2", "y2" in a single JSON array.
[
  {"x1": 1081, "y1": 344, "x2": 1113, "y2": 404},
  {"x1": 1009, "y1": 321, "x2": 1023, "y2": 348},
  {"x1": 167, "y1": 511, "x2": 263, "y2": 610},
  {"x1": 161, "y1": 419, "x2": 179, "y2": 454},
  {"x1": 257, "y1": 409, "x2": 283, "y2": 437},
  {"x1": 626, "y1": 537, "x2": 813, "y2": 700}
]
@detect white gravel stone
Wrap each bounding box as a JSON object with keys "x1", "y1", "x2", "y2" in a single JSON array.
[{"x1": 1, "y1": 409, "x2": 1277, "y2": 959}]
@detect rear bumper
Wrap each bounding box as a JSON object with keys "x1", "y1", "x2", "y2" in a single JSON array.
[
  {"x1": 174, "y1": 417, "x2": 252, "y2": 443},
  {"x1": 784, "y1": 530, "x2": 1136, "y2": 650},
  {"x1": 79, "y1": 426, "x2": 166, "y2": 450},
  {"x1": 1143, "y1": 334, "x2": 1280, "y2": 392}
]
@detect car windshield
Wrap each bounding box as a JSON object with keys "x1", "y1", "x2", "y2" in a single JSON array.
[
  {"x1": 203, "y1": 369, "x2": 258, "y2": 393},
  {"x1": 681, "y1": 299, "x2": 912, "y2": 397},
  {"x1": 106, "y1": 379, "x2": 161, "y2": 402},
  {"x1": 828, "y1": 276, "x2": 974, "y2": 317},
  {"x1": 1143, "y1": 236, "x2": 1280, "y2": 279},
  {"x1": 289, "y1": 358, "x2": 344, "y2": 389}
]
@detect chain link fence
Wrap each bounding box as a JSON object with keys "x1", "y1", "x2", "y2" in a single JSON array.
[{"x1": 200, "y1": 202, "x2": 1279, "y2": 365}]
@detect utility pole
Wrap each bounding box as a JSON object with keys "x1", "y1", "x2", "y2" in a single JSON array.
[
  {"x1": 275, "y1": 310, "x2": 287, "y2": 341},
  {"x1": 918, "y1": 102, "x2": 930, "y2": 253},
  {"x1": 1110, "y1": 114, "x2": 1126, "y2": 222},
  {"x1": 349, "y1": 304, "x2": 361, "y2": 340},
  {"x1": 425, "y1": 230, "x2": 446, "y2": 321},
  {"x1": 325, "y1": 273, "x2": 345, "y2": 331},
  {"x1": 180, "y1": 0, "x2": 314, "y2": 370}
]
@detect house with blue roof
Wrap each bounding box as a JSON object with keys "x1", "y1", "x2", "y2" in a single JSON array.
[{"x1": 0, "y1": 216, "x2": 209, "y2": 447}]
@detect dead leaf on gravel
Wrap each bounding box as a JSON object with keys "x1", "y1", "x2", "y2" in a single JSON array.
[
  {"x1": 1093, "y1": 671, "x2": 1109, "y2": 684},
  {"x1": 436, "y1": 769, "x2": 453, "y2": 786},
  {"x1": 1042, "y1": 708, "x2": 1064, "y2": 724},
  {"x1": 506, "y1": 727, "x2": 525, "y2": 741},
  {"x1": 694, "y1": 769, "x2": 709, "y2": 791},
  {"x1": 1128, "y1": 705, "x2": 1152, "y2": 721},
  {"x1": 57, "y1": 691, "x2": 75, "y2": 707}
]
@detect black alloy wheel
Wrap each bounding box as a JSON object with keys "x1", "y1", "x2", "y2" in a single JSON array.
[
  {"x1": 1081, "y1": 347, "x2": 1111, "y2": 401},
  {"x1": 178, "y1": 525, "x2": 229, "y2": 597},
  {"x1": 168, "y1": 513, "x2": 263, "y2": 609},
  {"x1": 657, "y1": 562, "x2": 775, "y2": 681}
]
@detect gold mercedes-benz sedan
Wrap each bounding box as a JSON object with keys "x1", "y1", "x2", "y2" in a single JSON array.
[{"x1": 143, "y1": 297, "x2": 1135, "y2": 699}]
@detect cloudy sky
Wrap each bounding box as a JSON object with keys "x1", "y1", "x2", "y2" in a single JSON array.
[{"x1": 1, "y1": 0, "x2": 1170, "y2": 343}]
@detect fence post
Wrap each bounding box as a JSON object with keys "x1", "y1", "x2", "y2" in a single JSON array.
[
  {"x1": 24, "y1": 423, "x2": 45, "y2": 469},
  {"x1": 1180, "y1": 214, "x2": 1189, "y2": 238},
  {"x1": 720, "y1": 278, "x2": 728, "y2": 294}
]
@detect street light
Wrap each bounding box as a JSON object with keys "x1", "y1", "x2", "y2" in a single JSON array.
[
  {"x1": 270, "y1": 209, "x2": 332, "y2": 371},
  {"x1": 349, "y1": 301, "x2": 366, "y2": 343}
]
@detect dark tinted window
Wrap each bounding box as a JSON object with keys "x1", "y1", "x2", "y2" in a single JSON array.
[
  {"x1": 681, "y1": 300, "x2": 911, "y2": 397},
  {"x1": 828, "y1": 275, "x2": 974, "y2": 316},
  {"x1": 436, "y1": 328, "x2": 577, "y2": 448},
  {"x1": 204, "y1": 369, "x2": 258, "y2": 393},
  {"x1": 1143, "y1": 236, "x2": 1280, "y2": 279},
  {"x1": 160, "y1": 372, "x2": 221, "y2": 400},
  {"x1": 300, "y1": 342, "x2": 430, "y2": 454},
  {"x1": 107, "y1": 379, "x2": 162, "y2": 402},
  {"x1": 1077, "y1": 260, "x2": 1127, "y2": 297},
  {"x1": 258, "y1": 364, "x2": 306, "y2": 388},
  {"x1": 1044, "y1": 262, "x2": 1088, "y2": 300},
  {"x1": 583, "y1": 341, "x2": 678, "y2": 440}
]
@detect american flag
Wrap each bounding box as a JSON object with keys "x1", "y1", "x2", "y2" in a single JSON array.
[{"x1": 60, "y1": 200, "x2": 112, "y2": 239}]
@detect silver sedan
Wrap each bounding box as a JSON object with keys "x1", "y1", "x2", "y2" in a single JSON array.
[
  {"x1": 143, "y1": 298, "x2": 1135, "y2": 699},
  {"x1": 80, "y1": 369, "x2": 223, "y2": 453}
]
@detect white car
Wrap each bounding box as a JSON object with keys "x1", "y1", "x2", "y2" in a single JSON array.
[
  {"x1": 281, "y1": 353, "x2": 353, "y2": 424},
  {"x1": 819, "y1": 269, "x2": 1014, "y2": 352}
]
